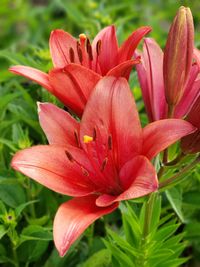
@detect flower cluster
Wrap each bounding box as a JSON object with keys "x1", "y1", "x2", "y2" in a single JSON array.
[{"x1": 10, "y1": 6, "x2": 199, "y2": 257}]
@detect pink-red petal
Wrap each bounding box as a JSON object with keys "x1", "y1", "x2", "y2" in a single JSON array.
[
  {"x1": 136, "y1": 38, "x2": 167, "y2": 121},
  {"x1": 9, "y1": 66, "x2": 53, "y2": 92},
  {"x1": 49, "y1": 64, "x2": 101, "y2": 116},
  {"x1": 96, "y1": 156, "x2": 158, "y2": 207},
  {"x1": 174, "y1": 63, "x2": 200, "y2": 118},
  {"x1": 53, "y1": 195, "x2": 118, "y2": 256},
  {"x1": 118, "y1": 26, "x2": 152, "y2": 63},
  {"x1": 11, "y1": 145, "x2": 95, "y2": 196},
  {"x1": 142, "y1": 119, "x2": 196, "y2": 159},
  {"x1": 92, "y1": 25, "x2": 118, "y2": 75},
  {"x1": 49, "y1": 29, "x2": 79, "y2": 68},
  {"x1": 38, "y1": 102, "x2": 79, "y2": 146},
  {"x1": 107, "y1": 59, "x2": 140, "y2": 80},
  {"x1": 80, "y1": 76, "x2": 142, "y2": 170}
]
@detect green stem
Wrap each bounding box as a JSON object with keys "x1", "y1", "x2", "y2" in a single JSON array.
[
  {"x1": 164, "y1": 152, "x2": 185, "y2": 166},
  {"x1": 159, "y1": 156, "x2": 200, "y2": 189},
  {"x1": 12, "y1": 246, "x2": 19, "y2": 267},
  {"x1": 143, "y1": 193, "x2": 156, "y2": 239},
  {"x1": 162, "y1": 104, "x2": 175, "y2": 164}
]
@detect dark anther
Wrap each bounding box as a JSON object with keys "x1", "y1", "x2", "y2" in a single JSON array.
[
  {"x1": 69, "y1": 47, "x2": 75, "y2": 63},
  {"x1": 8, "y1": 215, "x2": 12, "y2": 220},
  {"x1": 100, "y1": 157, "x2": 108, "y2": 172},
  {"x1": 93, "y1": 128, "x2": 97, "y2": 141},
  {"x1": 81, "y1": 167, "x2": 89, "y2": 176},
  {"x1": 86, "y1": 38, "x2": 93, "y2": 61},
  {"x1": 65, "y1": 150, "x2": 74, "y2": 162},
  {"x1": 77, "y1": 47, "x2": 83, "y2": 63},
  {"x1": 108, "y1": 135, "x2": 112, "y2": 150},
  {"x1": 74, "y1": 130, "x2": 81, "y2": 147},
  {"x1": 96, "y1": 40, "x2": 102, "y2": 56}
]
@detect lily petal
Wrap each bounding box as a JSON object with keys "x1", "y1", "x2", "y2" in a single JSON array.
[
  {"x1": 96, "y1": 156, "x2": 158, "y2": 207},
  {"x1": 136, "y1": 38, "x2": 167, "y2": 121},
  {"x1": 53, "y1": 195, "x2": 118, "y2": 256},
  {"x1": 142, "y1": 119, "x2": 196, "y2": 159},
  {"x1": 38, "y1": 102, "x2": 79, "y2": 146},
  {"x1": 107, "y1": 59, "x2": 140, "y2": 80},
  {"x1": 80, "y1": 76, "x2": 142, "y2": 169},
  {"x1": 92, "y1": 25, "x2": 118, "y2": 75},
  {"x1": 174, "y1": 63, "x2": 200, "y2": 118},
  {"x1": 49, "y1": 64, "x2": 101, "y2": 116},
  {"x1": 118, "y1": 26, "x2": 152, "y2": 62},
  {"x1": 9, "y1": 66, "x2": 53, "y2": 92},
  {"x1": 50, "y1": 29, "x2": 79, "y2": 68},
  {"x1": 11, "y1": 145, "x2": 95, "y2": 196}
]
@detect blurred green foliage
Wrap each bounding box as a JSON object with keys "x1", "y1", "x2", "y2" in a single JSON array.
[{"x1": 1, "y1": 0, "x2": 200, "y2": 266}]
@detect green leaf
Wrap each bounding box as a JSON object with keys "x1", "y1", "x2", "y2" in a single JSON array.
[
  {"x1": 82, "y1": 249, "x2": 111, "y2": 267},
  {"x1": 166, "y1": 187, "x2": 185, "y2": 222},
  {"x1": 183, "y1": 190, "x2": 200, "y2": 208},
  {"x1": 0, "y1": 225, "x2": 7, "y2": 239},
  {"x1": 0, "y1": 184, "x2": 26, "y2": 208},
  {"x1": 19, "y1": 225, "x2": 52, "y2": 245},
  {"x1": 15, "y1": 200, "x2": 39, "y2": 218}
]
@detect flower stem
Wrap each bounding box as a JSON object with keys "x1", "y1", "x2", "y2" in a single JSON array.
[
  {"x1": 159, "y1": 155, "x2": 200, "y2": 189},
  {"x1": 143, "y1": 193, "x2": 156, "y2": 239},
  {"x1": 164, "y1": 152, "x2": 185, "y2": 166},
  {"x1": 12, "y1": 246, "x2": 19, "y2": 267},
  {"x1": 162, "y1": 104, "x2": 175, "y2": 164}
]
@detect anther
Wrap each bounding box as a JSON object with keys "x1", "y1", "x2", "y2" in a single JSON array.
[
  {"x1": 108, "y1": 135, "x2": 112, "y2": 150},
  {"x1": 77, "y1": 42, "x2": 83, "y2": 63},
  {"x1": 93, "y1": 128, "x2": 97, "y2": 141},
  {"x1": 86, "y1": 38, "x2": 93, "y2": 61},
  {"x1": 69, "y1": 47, "x2": 75, "y2": 63},
  {"x1": 100, "y1": 157, "x2": 108, "y2": 172},
  {"x1": 65, "y1": 150, "x2": 74, "y2": 162},
  {"x1": 79, "y1": 33, "x2": 87, "y2": 41},
  {"x1": 81, "y1": 166, "x2": 89, "y2": 176},
  {"x1": 74, "y1": 130, "x2": 81, "y2": 147},
  {"x1": 83, "y1": 135, "x2": 93, "y2": 143},
  {"x1": 96, "y1": 40, "x2": 102, "y2": 56}
]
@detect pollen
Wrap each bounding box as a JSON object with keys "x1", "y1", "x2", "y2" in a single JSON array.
[
  {"x1": 79, "y1": 33, "x2": 87, "y2": 40},
  {"x1": 83, "y1": 135, "x2": 93, "y2": 143}
]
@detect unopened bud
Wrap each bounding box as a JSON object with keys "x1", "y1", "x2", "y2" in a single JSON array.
[{"x1": 163, "y1": 6, "x2": 194, "y2": 106}]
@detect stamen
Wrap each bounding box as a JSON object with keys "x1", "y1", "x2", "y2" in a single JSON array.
[
  {"x1": 79, "y1": 33, "x2": 87, "y2": 41},
  {"x1": 76, "y1": 42, "x2": 83, "y2": 64},
  {"x1": 65, "y1": 150, "x2": 74, "y2": 162},
  {"x1": 83, "y1": 135, "x2": 93, "y2": 143},
  {"x1": 108, "y1": 135, "x2": 112, "y2": 150},
  {"x1": 86, "y1": 38, "x2": 93, "y2": 61},
  {"x1": 100, "y1": 157, "x2": 108, "y2": 172},
  {"x1": 93, "y1": 128, "x2": 97, "y2": 141},
  {"x1": 96, "y1": 40, "x2": 102, "y2": 56},
  {"x1": 74, "y1": 130, "x2": 81, "y2": 147},
  {"x1": 81, "y1": 166, "x2": 89, "y2": 176},
  {"x1": 69, "y1": 47, "x2": 75, "y2": 63}
]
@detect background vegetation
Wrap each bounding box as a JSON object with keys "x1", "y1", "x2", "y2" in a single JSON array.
[{"x1": 0, "y1": 0, "x2": 200, "y2": 266}]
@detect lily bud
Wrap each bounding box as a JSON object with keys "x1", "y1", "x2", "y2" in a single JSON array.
[
  {"x1": 181, "y1": 95, "x2": 200, "y2": 154},
  {"x1": 163, "y1": 6, "x2": 194, "y2": 107}
]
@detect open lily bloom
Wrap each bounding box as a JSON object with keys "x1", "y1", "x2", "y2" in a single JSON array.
[
  {"x1": 9, "y1": 25, "x2": 150, "y2": 116},
  {"x1": 11, "y1": 77, "x2": 195, "y2": 256},
  {"x1": 136, "y1": 38, "x2": 200, "y2": 121}
]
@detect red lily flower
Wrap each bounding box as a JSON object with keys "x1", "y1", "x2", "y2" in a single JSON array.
[
  {"x1": 9, "y1": 25, "x2": 150, "y2": 116},
  {"x1": 11, "y1": 77, "x2": 195, "y2": 256},
  {"x1": 136, "y1": 38, "x2": 200, "y2": 122},
  {"x1": 181, "y1": 94, "x2": 200, "y2": 154}
]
